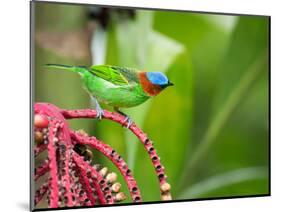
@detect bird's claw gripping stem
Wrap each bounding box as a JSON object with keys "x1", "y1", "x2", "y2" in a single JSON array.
[
  {"x1": 114, "y1": 107, "x2": 133, "y2": 128},
  {"x1": 92, "y1": 96, "x2": 104, "y2": 119},
  {"x1": 96, "y1": 107, "x2": 104, "y2": 120},
  {"x1": 123, "y1": 116, "x2": 133, "y2": 128}
]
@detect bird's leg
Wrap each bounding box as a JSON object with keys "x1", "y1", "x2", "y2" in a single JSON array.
[
  {"x1": 114, "y1": 107, "x2": 133, "y2": 128},
  {"x1": 90, "y1": 96, "x2": 104, "y2": 119}
]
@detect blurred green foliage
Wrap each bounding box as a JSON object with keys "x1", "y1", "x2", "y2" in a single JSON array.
[{"x1": 34, "y1": 2, "x2": 269, "y2": 204}]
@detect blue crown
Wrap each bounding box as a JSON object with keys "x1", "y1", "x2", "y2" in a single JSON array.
[{"x1": 146, "y1": 72, "x2": 169, "y2": 85}]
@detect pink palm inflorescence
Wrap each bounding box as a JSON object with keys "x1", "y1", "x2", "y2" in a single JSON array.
[{"x1": 34, "y1": 102, "x2": 172, "y2": 209}]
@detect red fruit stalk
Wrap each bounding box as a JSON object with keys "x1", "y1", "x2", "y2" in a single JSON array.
[
  {"x1": 72, "y1": 151, "x2": 114, "y2": 204},
  {"x1": 61, "y1": 108, "x2": 172, "y2": 200},
  {"x1": 71, "y1": 131, "x2": 142, "y2": 202},
  {"x1": 34, "y1": 102, "x2": 172, "y2": 209},
  {"x1": 72, "y1": 152, "x2": 96, "y2": 206}
]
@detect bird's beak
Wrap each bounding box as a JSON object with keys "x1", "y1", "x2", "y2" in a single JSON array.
[{"x1": 168, "y1": 81, "x2": 174, "y2": 86}]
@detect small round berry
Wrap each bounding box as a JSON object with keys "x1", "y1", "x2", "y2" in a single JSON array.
[
  {"x1": 34, "y1": 131, "x2": 43, "y2": 144},
  {"x1": 111, "y1": 182, "x2": 121, "y2": 193},
  {"x1": 115, "y1": 192, "x2": 126, "y2": 202},
  {"x1": 106, "y1": 172, "x2": 117, "y2": 183},
  {"x1": 160, "y1": 182, "x2": 171, "y2": 193},
  {"x1": 34, "y1": 114, "x2": 49, "y2": 128},
  {"x1": 161, "y1": 192, "x2": 172, "y2": 201}
]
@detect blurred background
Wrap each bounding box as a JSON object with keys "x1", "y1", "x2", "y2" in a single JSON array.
[{"x1": 34, "y1": 1, "x2": 269, "y2": 205}]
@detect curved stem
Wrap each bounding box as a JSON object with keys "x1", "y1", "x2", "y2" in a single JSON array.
[
  {"x1": 72, "y1": 152, "x2": 114, "y2": 204},
  {"x1": 36, "y1": 103, "x2": 74, "y2": 207},
  {"x1": 71, "y1": 131, "x2": 142, "y2": 202},
  {"x1": 47, "y1": 119, "x2": 60, "y2": 208},
  {"x1": 73, "y1": 155, "x2": 96, "y2": 206},
  {"x1": 34, "y1": 102, "x2": 172, "y2": 207},
  {"x1": 62, "y1": 109, "x2": 171, "y2": 198}
]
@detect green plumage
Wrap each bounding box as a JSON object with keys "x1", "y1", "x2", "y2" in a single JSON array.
[{"x1": 46, "y1": 64, "x2": 150, "y2": 108}]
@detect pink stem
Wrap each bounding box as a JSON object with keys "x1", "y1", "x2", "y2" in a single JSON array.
[
  {"x1": 132, "y1": 132, "x2": 168, "y2": 185},
  {"x1": 62, "y1": 109, "x2": 169, "y2": 192},
  {"x1": 71, "y1": 131, "x2": 142, "y2": 202},
  {"x1": 35, "y1": 160, "x2": 49, "y2": 181},
  {"x1": 70, "y1": 166, "x2": 89, "y2": 207},
  {"x1": 35, "y1": 103, "x2": 74, "y2": 207},
  {"x1": 68, "y1": 165, "x2": 79, "y2": 207},
  {"x1": 91, "y1": 178, "x2": 108, "y2": 205},
  {"x1": 74, "y1": 183, "x2": 90, "y2": 206},
  {"x1": 56, "y1": 124, "x2": 73, "y2": 207},
  {"x1": 34, "y1": 102, "x2": 171, "y2": 208},
  {"x1": 47, "y1": 119, "x2": 60, "y2": 208},
  {"x1": 72, "y1": 154, "x2": 96, "y2": 206},
  {"x1": 72, "y1": 152, "x2": 113, "y2": 204}
]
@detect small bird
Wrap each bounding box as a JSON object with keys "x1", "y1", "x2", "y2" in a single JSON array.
[{"x1": 46, "y1": 64, "x2": 174, "y2": 127}]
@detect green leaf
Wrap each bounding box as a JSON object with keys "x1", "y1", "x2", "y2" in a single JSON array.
[
  {"x1": 179, "y1": 167, "x2": 268, "y2": 199},
  {"x1": 154, "y1": 11, "x2": 235, "y2": 152},
  {"x1": 212, "y1": 17, "x2": 269, "y2": 116},
  {"x1": 153, "y1": 11, "x2": 237, "y2": 195},
  {"x1": 182, "y1": 16, "x2": 269, "y2": 187}
]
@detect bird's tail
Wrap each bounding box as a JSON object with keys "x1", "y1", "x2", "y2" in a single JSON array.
[{"x1": 45, "y1": 64, "x2": 87, "y2": 74}]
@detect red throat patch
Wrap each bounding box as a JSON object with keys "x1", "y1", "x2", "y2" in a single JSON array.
[{"x1": 138, "y1": 72, "x2": 162, "y2": 96}]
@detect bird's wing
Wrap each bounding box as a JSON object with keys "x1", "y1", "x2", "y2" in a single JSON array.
[{"x1": 88, "y1": 65, "x2": 139, "y2": 86}]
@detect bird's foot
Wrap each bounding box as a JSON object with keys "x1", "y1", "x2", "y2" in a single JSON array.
[
  {"x1": 96, "y1": 106, "x2": 104, "y2": 120},
  {"x1": 91, "y1": 96, "x2": 104, "y2": 120},
  {"x1": 114, "y1": 107, "x2": 133, "y2": 128},
  {"x1": 122, "y1": 116, "x2": 133, "y2": 128}
]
